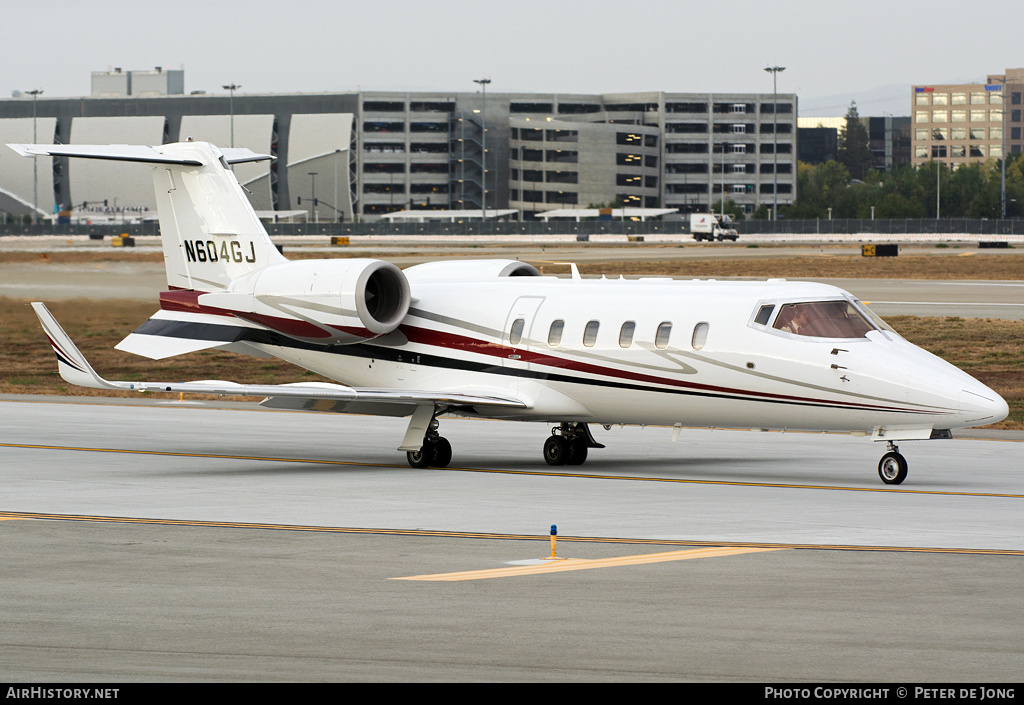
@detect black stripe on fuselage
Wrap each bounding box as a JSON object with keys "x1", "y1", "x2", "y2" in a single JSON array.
[{"x1": 133, "y1": 318, "x2": 936, "y2": 415}]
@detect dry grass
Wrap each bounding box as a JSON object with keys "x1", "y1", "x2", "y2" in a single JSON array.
[
  {"x1": 2, "y1": 297, "x2": 1020, "y2": 429},
  {"x1": 3, "y1": 249, "x2": 1022, "y2": 280}
]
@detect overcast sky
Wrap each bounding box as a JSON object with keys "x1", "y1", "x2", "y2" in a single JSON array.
[{"x1": 4, "y1": 0, "x2": 1022, "y2": 116}]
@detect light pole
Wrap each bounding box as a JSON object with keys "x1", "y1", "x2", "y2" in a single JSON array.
[
  {"x1": 991, "y1": 76, "x2": 1007, "y2": 218},
  {"x1": 222, "y1": 83, "x2": 240, "y2": 148},
  {"x1": 26, "y1": 89, "x2": 43, "y2": 223},
  {"x1": 764, "y1": 66, "x2": 785, "y2": 221},
  {"x1": 308, "y1": 172, "x2": 318, "y2": 223},
  {"x1": 473, "y1": 78, "x2": 491, "y2": 219}
]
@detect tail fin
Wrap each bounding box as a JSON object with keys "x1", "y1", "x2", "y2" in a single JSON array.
[{"x1": 8, "y1": 141, "x2": 287, "y2": 291}]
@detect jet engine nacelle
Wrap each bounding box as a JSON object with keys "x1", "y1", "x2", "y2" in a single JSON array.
[
  {"x1": 403, "y1": 259, "x2": 541, "y2": 283},
  {"x1": 199, "y1": 258, "x2": 411, "y2": 344}
]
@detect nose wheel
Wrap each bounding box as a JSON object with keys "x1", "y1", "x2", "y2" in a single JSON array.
[{"x1": 878, "y1": 443, "x2": 908, "y2": 485}]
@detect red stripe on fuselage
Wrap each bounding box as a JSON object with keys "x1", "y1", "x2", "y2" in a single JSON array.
[
  {"x1": 398, "y1": 324, "x2": 932, "y2": 414},
  {"x1": 158, "y1": 290, "x2": 372, "y2": 340}
]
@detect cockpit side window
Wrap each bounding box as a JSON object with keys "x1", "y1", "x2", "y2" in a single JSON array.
[
  {"x1": 754, "y1": 305, "x2": 774, "y2": 326},
  {"x1": 772, "y1": 301, "x2": 875, "y2": 339}
]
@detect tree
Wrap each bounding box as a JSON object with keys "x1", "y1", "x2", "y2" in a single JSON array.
[
  {"x1": 838, "y1": 102, "x2": 873, "y2": 181},
  {"x1": 713, "y1": 198, "x2": 745, "y2": 221}
]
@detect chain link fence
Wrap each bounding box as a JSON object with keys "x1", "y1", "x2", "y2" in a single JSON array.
[{"x1": 3, "y1": 218, "x2": 1024, "y2": 238}]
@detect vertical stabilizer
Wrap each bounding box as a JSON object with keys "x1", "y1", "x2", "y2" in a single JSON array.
[
  {"x1": 6, "y1": 141, "x2": 287, "y2": 291},
  {"x1": 152, "y1": 142, "x2": 287, "y2": 290}
]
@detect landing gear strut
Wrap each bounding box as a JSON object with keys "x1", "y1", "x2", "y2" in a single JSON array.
[
  {"x1": 543, "y1": 422, "x2": 604, "y2": 467},
  {"x1": 406, "y1": 414, "x2": 452, "y2": 469},
  {"x1": 878, "y1": 442, "x2": 908, "y2": 485}
]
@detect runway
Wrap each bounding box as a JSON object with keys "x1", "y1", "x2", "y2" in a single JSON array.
[{"x1": 2, "y1": 397, "x2": 1022, "y2": 681}]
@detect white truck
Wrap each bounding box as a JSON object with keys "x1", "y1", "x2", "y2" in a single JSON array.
[{"x1": 689, "y1": 213, "x2": 739, "y2": 242}]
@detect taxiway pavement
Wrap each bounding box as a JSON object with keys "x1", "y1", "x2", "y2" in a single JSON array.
[{"x1": 2, "y1": 397, "x2": 1022, "y2": 681}]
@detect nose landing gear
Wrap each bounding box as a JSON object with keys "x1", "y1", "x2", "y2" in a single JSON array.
[{"x1": 878, "y1": 442, "x2": 908, "y2": 485}]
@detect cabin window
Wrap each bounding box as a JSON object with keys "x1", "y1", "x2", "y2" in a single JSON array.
[
  {"x1": 509, "y1": 318, "x2": 525, "y2": 346},
  {"x1": 655, "y1": 322, "x2": 672, "y2": 349},
  {"x1": 771, "y1": 301, "x2": 874, "y2": 339},
  {"x1": 754, "y1": 304, "x2": 775, "y2": 326},
  {"x1": 619, "y1": 321, "x2": 635, "y2": 348},
  {"x1": 583, "y1": 320, "x2": 600, "y2": 347},
  {"x1": 691, "y1": 322, "x2": 709, "y2": 350},
  {"x1": 548, "y1": 320, "x2": 564, "y2": 346}
]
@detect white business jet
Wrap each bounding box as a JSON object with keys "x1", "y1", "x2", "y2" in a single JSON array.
[{"x1": 11, "y1": 141, "x2": 1008, "y2": 484}]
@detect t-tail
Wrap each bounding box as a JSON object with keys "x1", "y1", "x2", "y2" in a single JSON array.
[{"x1": 7, "y1": 140, "x2": 286, "y2": 291}]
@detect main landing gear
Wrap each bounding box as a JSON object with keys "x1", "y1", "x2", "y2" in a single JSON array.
[
  {"x1": 878, "y1": 442, "x2": 908, "y2": 485},
  {"x1": 406, "y1": 415, "x2": 452, "y2": 469},
  {"x1": 543, "y1": 422, "x2": 604, "y2": 467}
]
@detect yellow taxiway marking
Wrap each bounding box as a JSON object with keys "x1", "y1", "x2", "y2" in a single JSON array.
[
  {"x1": 394, "y1": 546, "x2": 786, "y2": 581},
  {"x1": 3, "y1": 442, "x2": 1023, "y2": 498},
  {"x1": 3, "y1": 512, "x2": 1022, "y2": 557}
]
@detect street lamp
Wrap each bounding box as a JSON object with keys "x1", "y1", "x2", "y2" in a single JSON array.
[
  {"x1": 473, "y1": 78, "x2": 491, "y2": 219},
  {"x1": 26, "y1": 89, "x2": 43, "y2": 224},
  {"x1": 990, "y1": 76, "x2": 1007, "y2": 218},
  {"x1": 222, "y1": 83, "x2": 240, "y2": 148},
  {"x1": 764, "y1": 66, "x2": 786, "y2": 221},
  {"x1": 308, "y1": 172, "x2": 318, "y2": 223}
]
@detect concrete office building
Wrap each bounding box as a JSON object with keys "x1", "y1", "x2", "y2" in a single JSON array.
[
  {"x1": 911, "y1": 68, "x2": 1024, "y2": 168},
  {"x1": 0, "y1": 73, "x2": 797, "y2": 222}
]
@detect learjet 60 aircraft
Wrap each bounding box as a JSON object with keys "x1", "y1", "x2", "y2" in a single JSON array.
[{"x1": 11, "y1": 141, "x2": 1008, "y2": 484}]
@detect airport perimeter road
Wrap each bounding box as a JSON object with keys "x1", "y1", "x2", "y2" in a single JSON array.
[{"x1": 2, "y1": 398, "x2": 1022, "y2": 681}]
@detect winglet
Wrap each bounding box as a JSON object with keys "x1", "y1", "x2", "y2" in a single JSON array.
[{"x1": 31, "y1": 302, "x2": 120, "y2": 390}]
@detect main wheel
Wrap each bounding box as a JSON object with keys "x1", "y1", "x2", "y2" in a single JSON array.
[
  {"x1": 878, "y1": 451, "x2": 908, "y2": 485},
  {"x1": 543, "y1": 436, "x2": 569, "y2": 466},
  {"x1": 407, "y1": 443, "x2": 436, "y2": 468},
  {"x1": 431, "y1": 437, "x2": 452, "y2": 468},
  {"x1": 566, "y1": 439, "x2": 588, "y2": 466}
]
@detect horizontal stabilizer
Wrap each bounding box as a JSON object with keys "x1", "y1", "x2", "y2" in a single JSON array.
[
  {"x1": 8, "y1": 143, "x2": 272, "y2": 165},
  {"x1": 115, "y1": 332, "x2": 232, "y2": 360}
]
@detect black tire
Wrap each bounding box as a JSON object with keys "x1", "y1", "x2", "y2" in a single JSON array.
[
  {"x1": 432, "y1": 437, "x2": 452, "y2": 468},
  {"x1": 543, "y1": 436, "x2": 569, "y2": 466},
  {"x1": 878, "y1": 451, "x2": 908, "y2": 485},
  {"x1": 407, "y1": 444, "x2": 436, "y2": 468},
  {"x1": 566, "y1": 439, "x2": 588, "y2": 466}
]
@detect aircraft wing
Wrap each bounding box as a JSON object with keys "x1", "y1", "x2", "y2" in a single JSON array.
[{"x1": 32, "y1": 302, "x2": 526, "y2": 413}]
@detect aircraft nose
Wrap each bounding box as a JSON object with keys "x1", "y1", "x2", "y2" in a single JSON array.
[{"x1": 958, "y1": 385, "x2": 1009, "y2": 427}]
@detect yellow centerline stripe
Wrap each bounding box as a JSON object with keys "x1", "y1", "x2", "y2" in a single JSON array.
[
  {"x1": 2, "y1": 441, "x2": 1021, "y2": 498},
  {"x1": 3, "y1": 511, "x2": 1022, "y2": 556},
  {"x1": 393, "y1": 547, "x2": 786, "y2": 581}
]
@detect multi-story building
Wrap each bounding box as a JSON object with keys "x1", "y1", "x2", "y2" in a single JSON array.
[
  {"x1": 0, "y1": 75, "x2": 797, "y2": 222},
  {"x1": 911, "y1": 68, "x2": 1024, "y2": 168},
  {"x1": 797, "y1": 116, "x2": 909, "y2": 171}
]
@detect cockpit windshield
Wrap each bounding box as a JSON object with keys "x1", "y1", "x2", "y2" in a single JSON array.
[{"x1": 771, "y1": 300, "x2": 876, "y2": 339}]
